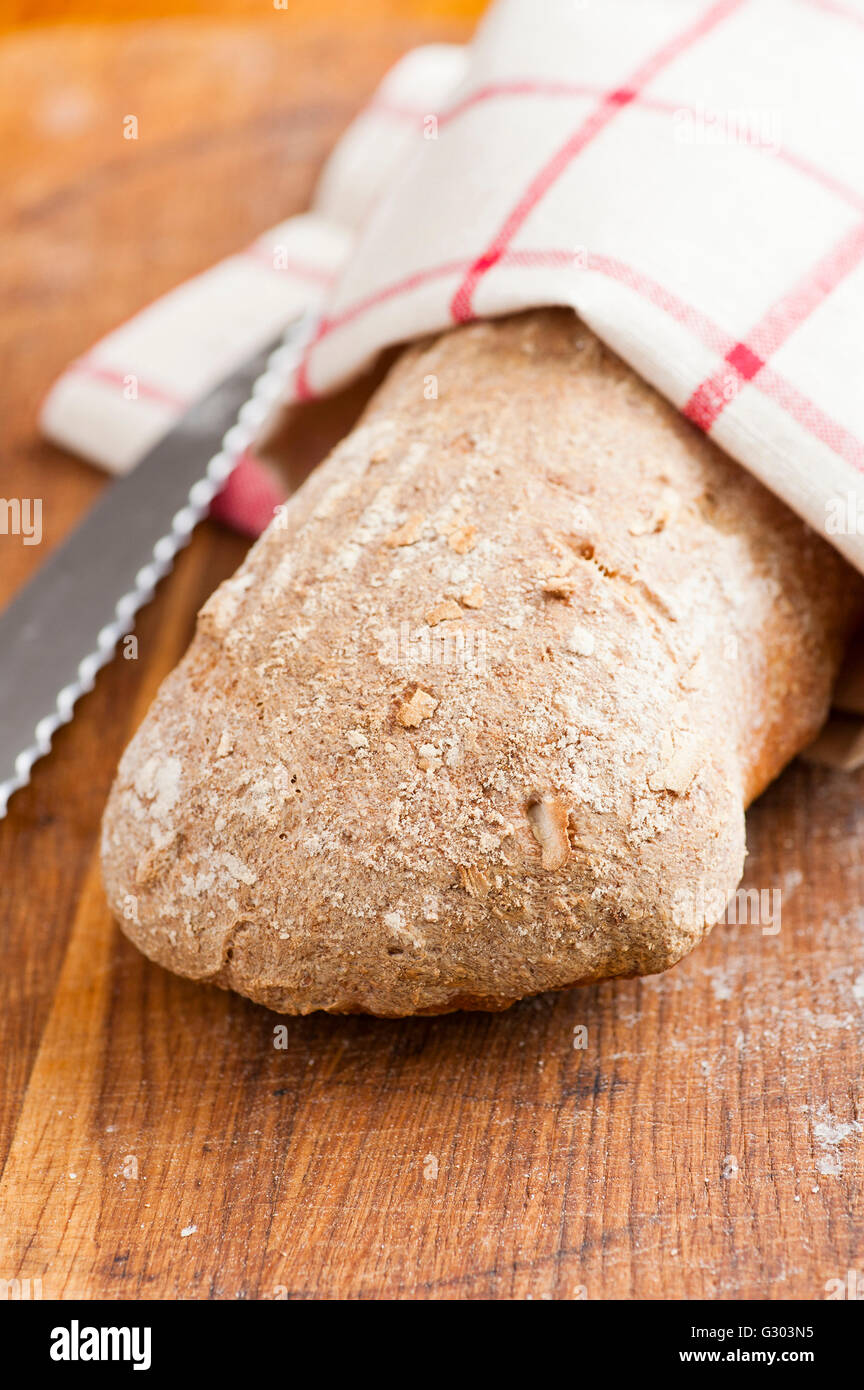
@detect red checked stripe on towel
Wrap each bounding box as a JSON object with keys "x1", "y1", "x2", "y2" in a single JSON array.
[
  {"x1": 41, "y1": 0, "x2": 864, "y2": 563},
  {"x1": 294, "y1": 0, "x2": 864, "y2": 488}
]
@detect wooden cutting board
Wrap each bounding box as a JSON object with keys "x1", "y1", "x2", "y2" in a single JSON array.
[{"x1": 1, "y1": 14, "x2": 862, "y2": 1302}]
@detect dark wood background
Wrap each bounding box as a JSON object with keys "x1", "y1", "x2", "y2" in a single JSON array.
[{"x1": 1, "y1": 11, "x2": 862, "y2": 1301}]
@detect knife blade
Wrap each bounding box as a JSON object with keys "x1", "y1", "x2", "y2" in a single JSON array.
[{"x1": 0, "y1": 310, "x2": 316, "y2": 817}]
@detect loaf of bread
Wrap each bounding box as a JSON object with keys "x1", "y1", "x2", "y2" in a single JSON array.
[{"x1": 101, "y1": 310, "x2": 863, "y2": 1015}]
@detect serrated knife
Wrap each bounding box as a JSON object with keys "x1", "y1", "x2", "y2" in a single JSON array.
[{"x1": 0, "y1": 311, "x2": 315, "y2": 818}]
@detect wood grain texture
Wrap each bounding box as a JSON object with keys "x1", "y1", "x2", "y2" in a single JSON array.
[{"x1": 0, "y1": 15, "x2": 862, "y2": 1302}]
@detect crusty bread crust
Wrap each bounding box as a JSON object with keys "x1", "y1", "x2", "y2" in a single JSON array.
[{"x1": 101, "y1": 311, "x2": 863, "y2": 1015}]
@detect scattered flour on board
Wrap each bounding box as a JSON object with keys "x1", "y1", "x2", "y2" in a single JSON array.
[
  {"x1": 780, "y1": 867, "x2": 803, "y2": 898},
  {"x1": 810, "y1": 1105, "x2": 862, "y2": 1177},
  {"x1": 704, "y1": 967, "x2": 733, "y2": 1002}
]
